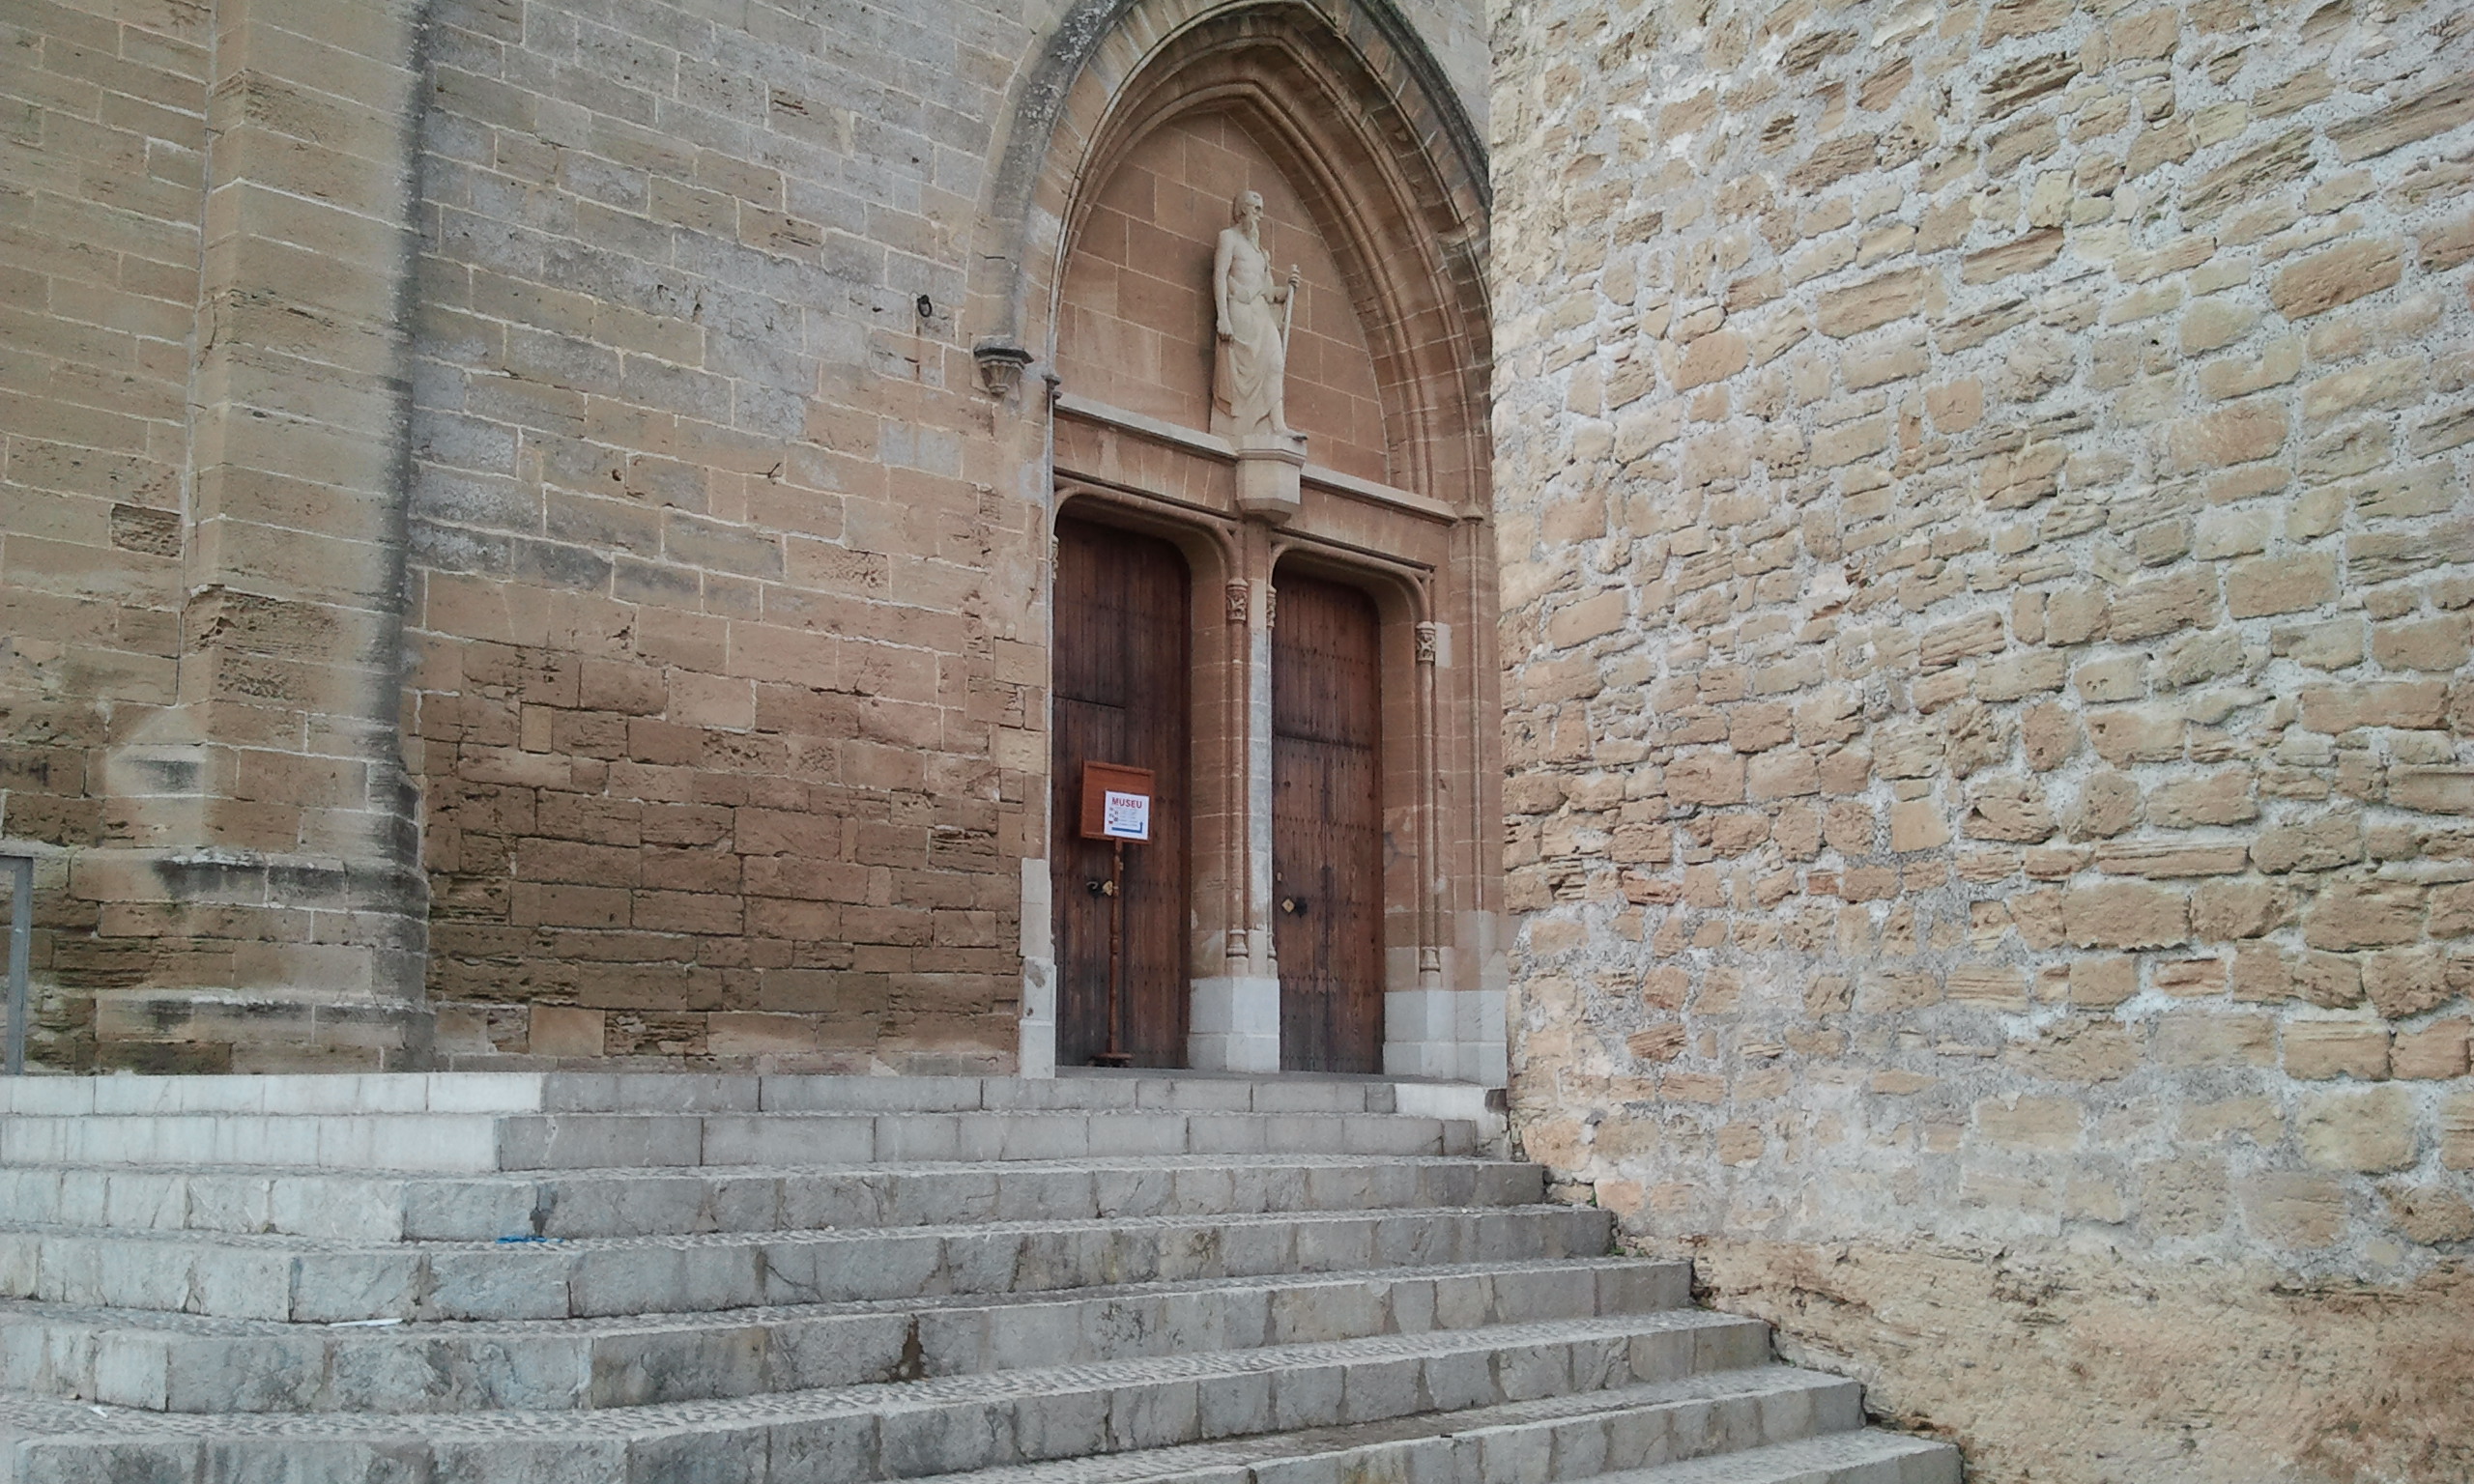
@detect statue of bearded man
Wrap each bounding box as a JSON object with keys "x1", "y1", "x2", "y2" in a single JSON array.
[{"x1": 1212, "y1": 189, "x2": 1300, "y2": 442}]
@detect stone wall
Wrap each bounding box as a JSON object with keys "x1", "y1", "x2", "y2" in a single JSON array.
[
  {"x1": 0, "y1": 0, "x2": 1490, "y2": 1072},
  {"x1": 2, "y1": 0, "x2": 438, "y2": 1070},
  {"x1": 0, "y1": 0, "x2": 206, "y2": 964},
  {"x1": 401, "y1": 0, "x2": 1484, "y2": 1070},
  {"x1": 1490, "y1": 0, "x2": 2474, "y2": 1476},
  {"x1": 400, "y1": 0, "x2": 1047, "y2": 1068}
]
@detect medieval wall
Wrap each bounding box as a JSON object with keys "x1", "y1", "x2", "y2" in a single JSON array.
[
  {"x1": 0, "y1": 0, "x2": 1490, "y2": 1072},
  {"x1": 399, "y1": 0, "x2": 1045, "y2": 1068},
  {"x1": 0, "y1": 0, "x2": 206, "y2": 1066},
  {"x1": 1491, "y1": 0, "x2": 2474, "y2": 1478},
  {"x1": 401, "y1": 0, "x2": 1483, "y2": 1070},
  {"x1": 0, "y1": 0, "x2": 442, "y2": 1070}
]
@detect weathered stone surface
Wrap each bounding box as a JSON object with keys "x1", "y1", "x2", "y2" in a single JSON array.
[
  {"x1": 2228, "y1": 553, "x2": 2337, "y2": 618},
  {"x1": 1495, "y1": 0, "x2": 2474, "y2": 1476},
  {"x1": 4, "y1": 0, "x2": 1509, "y2": 1087},
  {"x1": 2064, "y1": 883, "x2": 2190, "y2": 949},
  {"x1": 2252, "y1": 813, "x2": 2364, "y2": 874},
  {"x1": 2303, "y1": 882, "x2": 2426, "y2": 952},
  {"x1": 2283, "y1": 1020, "x2": 2390, "y2": 1081},
  {"x1": 2394, "y1": 1019, "x2": 2471, "y2": 1081},
  {"x1": 2299, "y1": 1087, "x2": 2420, "y2": 1172},
  {"x1": 2270, "y1": 242, "x2": 2404, "y2": 320},
  {"x1": 1815, "y1": 269, "x2": 1928, "y2": 337},
  {"x1": 1693, "y1": 1243, "x2": 2474, "y2": 1484}
]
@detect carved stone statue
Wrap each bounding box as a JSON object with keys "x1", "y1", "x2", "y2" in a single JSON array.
[{"x1": 1212, "y1": 190, "x2": 1301, "y2": 442}]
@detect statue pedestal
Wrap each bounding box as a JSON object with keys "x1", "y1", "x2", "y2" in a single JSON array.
[{"x1": 1233, "y1": 437, "x2": 1307, "y2": 523}]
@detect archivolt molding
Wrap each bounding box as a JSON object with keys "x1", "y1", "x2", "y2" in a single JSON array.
[
  {"x1": 973, "y1": 0, "x2": 1489, "y2": 512},
  {"x1": 1054, "y1": 481, "x2": 1244, "y2": 579}
]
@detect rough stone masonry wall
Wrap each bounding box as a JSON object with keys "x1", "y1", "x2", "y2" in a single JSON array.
[{"x1": 1490, "y1": 0, "x2": 2474, "y2": 1478}]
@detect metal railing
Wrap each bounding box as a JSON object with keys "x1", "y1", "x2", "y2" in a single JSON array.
[{"x1": 4, "y1": 852, "x2": 28, "y2": 1075}]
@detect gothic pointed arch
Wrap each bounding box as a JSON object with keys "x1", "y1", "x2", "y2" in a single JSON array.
[{"x1": 968, "y1": 0, "x2": 1491, "y2": 513}]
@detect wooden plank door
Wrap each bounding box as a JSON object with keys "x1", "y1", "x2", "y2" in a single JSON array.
[
  {"x1": 1270, "y1": 571, "x2": 1384, "y2": 1073},
  {"x1": 1050, "y1": 517, "x2": 1190, "y2": 1068}
]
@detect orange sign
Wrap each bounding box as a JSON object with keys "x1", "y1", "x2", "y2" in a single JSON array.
[{"x1": 1079, "y1": 762, "x2": 1155, "y2": 842}]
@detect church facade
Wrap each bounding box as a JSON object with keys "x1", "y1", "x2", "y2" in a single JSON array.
[
  {"x1": 0, "y1": 0, "x2": 1506, "y2": 1082},
  {"x1": 2, "y1": 0, "x2": 2471, "y2": 1476}
]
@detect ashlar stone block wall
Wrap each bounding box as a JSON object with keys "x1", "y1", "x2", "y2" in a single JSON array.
[
  {"x1": 401, "y1": 0, "x2": 1044, "y2": 1068},
  {"x1": 405, "y1": 0, "x2": 1502, "y2": 1070},
  {"x1": 2, "y1": 0, "x2": 437, "y2": 1070},
  {"x1": 1491, "y1": 0, "x2": 2474, "y2": 1476},
  {"x1": 1, "y1": 0, "x2": 204, "y2": 892},
  {"x1": 1, "y1": 0, "x2": 1490, "y2": 1072},
  {"x1": 400, "y1": 0, "x2": 1484, "y2": 1070}
]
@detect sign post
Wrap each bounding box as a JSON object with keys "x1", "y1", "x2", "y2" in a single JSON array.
[{"x1": 1079, "y1": 762, "x2": 1154, "y2": 1068}]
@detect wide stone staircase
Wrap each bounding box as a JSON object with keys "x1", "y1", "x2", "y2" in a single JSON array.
[{"x1": 0, "y1": 1073, "x2": 1957, "y2": 1482}]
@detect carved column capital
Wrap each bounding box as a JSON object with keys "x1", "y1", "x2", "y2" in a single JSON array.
[
  {"x1": 1414, "y1": 621, "x2": 1439, "y2": 665},
  {"x1": 1224, "y1": 581, "x2": 1250, "y2": 625}
]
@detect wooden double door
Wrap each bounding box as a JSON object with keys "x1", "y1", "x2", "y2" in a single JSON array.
[{"x1": 1050, "y1": 520, "x2": 1385, "y2": 1073}]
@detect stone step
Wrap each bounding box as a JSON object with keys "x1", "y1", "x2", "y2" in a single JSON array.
[
  {"x1": 0, "y1": 1154, "x2": 1549, "y2": 1241},
  {"x1": 0, "y1": 1075, "x2": 1942, "y2": 1483},
  {"x1": 0, "y1": 1070, "x2": 1482, "y2": 1119},
  {"x1": 0, "y1": 1204, "x2": 1616, "y2": 1322},
  {"x1": 0, "y1": 1309, "x2": 1773, "y2": 1483},
  {"x1": 876, "y1": 1365, "x2": 1865, "y2": 1484},
  {"x1": 1, "y1": 1257, "x2": 1690, "y2": 1413},
  {"x1": 0, "y1": 1367, "x2": 1866, "y2": 1482},
  {"x1": 0, "y1": 1108, "x2": 1481, "y2": 1172},
  {"x1": 1590, "y1": 1429, "x2": 1961, "y2": 1483}
]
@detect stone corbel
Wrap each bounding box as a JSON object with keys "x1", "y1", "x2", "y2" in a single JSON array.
[
  {"x1": 972, "y1": 338, "x2": 1034, "y2": 397},
  {"x1": 1234, "y1": 437, "x2": 1307, "y2": 524}
]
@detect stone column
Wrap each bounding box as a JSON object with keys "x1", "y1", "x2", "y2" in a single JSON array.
[
  {"x1": 1415, "y1": 614, "x2": 1444, "y2": 992},
  {"x1": 83, "y1": 0, "x2": 433, "y2": 1070},
  {"x1": 1384, "y1": 603, "x2": 1458, "y2": 1080},
  {"x1": 1188, "y1": 531, "x2": 1281, "y2": 1073},
  {"x1": 1221, "y1": 578, "x2": 1255, "y2": 971}
]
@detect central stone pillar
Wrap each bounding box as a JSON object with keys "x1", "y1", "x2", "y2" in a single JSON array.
[{"x1": 1188, "y1": 542, "x2": 1282, "y2": 1073}]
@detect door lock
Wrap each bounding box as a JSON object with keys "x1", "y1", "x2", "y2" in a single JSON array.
[{"x1": 1279, "y1": 896, "x2": 1307, "y2": 915}]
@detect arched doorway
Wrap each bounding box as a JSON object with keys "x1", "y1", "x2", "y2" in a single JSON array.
[{"x1": 987, "y1": 1, "x2": 1505, "y2": 1084}]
